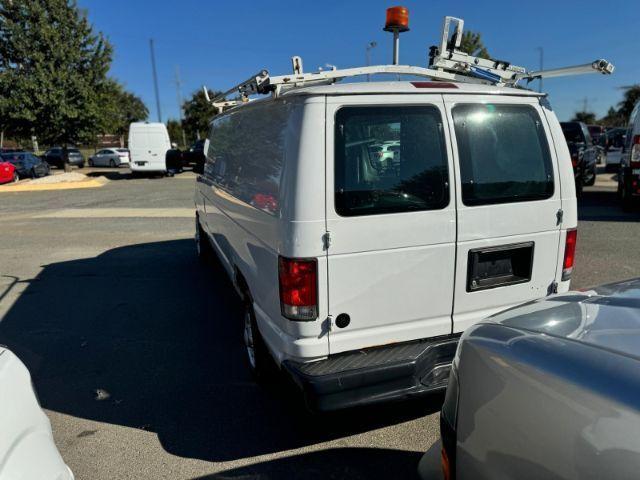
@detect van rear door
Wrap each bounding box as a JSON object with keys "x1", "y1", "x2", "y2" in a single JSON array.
[
  {"x1": 325, "y1": 95, "x2": 456, "y2": 355},
  {"x1": 443, "y1": 95, "x2": 563, "y2": 332},
  {"x1": 129, "y1": 127, "x2": 149, "y2": 165}
]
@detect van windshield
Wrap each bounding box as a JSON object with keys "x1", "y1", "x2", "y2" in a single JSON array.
[
  {"x1": 453, "y1": 104, "x2": 554, "y2": 206},
  {"x1": 334, "y1": 106, "x2": 449, "y2": 216}
]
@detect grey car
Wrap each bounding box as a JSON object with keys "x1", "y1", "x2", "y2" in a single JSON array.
[{"x1": 438, "y1": 278, "x2": 640, "y2": 480}]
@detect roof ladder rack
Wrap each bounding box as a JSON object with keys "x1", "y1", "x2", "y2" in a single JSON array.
[{"x1": 205, "y1": 15, "x2": 614, "y2": 113}]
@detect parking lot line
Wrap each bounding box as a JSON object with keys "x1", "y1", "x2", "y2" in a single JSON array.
[{"x1": 34, "y1": 208, "x2": 195, "y2": 218}]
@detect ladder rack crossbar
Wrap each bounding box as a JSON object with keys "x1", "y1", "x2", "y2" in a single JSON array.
[{"x1": 205, "y1": 15, "x2": 615, "y2": 113}]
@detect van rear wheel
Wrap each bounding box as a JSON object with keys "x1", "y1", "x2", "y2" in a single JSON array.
[{"x1": 243, "y1": 302, "x2": 275, "y2": 381}]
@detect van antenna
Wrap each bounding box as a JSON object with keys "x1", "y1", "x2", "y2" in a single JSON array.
[{"x1": 203, "y1": 86, "x2": 211, "y2": 103}]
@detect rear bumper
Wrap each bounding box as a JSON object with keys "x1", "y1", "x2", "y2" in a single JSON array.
[{"x1": 283, "y1": 334, "x2": 460, "y2": 412}]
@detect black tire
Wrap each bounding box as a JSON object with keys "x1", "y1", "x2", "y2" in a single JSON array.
[
  {"x1": 575, "y1": 177, "x2": 583, "y2": 198},
  {"x1": 584, "y1": 164, "x2": 596, "y2": 186},
  {"x1": 195, "y1": 216, "x2": 211, "y2": 262},
  {"x1": 88, "y1": 159, "x2": 94, "y2": 167},
  {"x1": 243, "y1": 300, "x2": 276, "y2": 381},
  {"x1": 620, "y1": 180, "x2": 634, "y2": 212},
  {"x1": 78, "y1": 163, "x2": 84, "y2": 169},
  {"x1": 109, "y1": 159, "x2": 116, "y2": 167},
  {"x1": 12, "y1": 172, "x2": 18, "y2": 183}
]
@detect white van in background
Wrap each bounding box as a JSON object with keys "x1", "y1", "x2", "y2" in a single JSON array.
[{"x1": 128, "y1": 122, "x2": 171, "y2": 174}]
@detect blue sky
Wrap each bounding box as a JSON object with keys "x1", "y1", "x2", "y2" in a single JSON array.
[{"x1": 79, "y1": 0, "x2": 639, "y2": 123}]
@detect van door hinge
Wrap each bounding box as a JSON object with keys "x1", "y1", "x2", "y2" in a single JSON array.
[
  {"x1": 323, "y1": 231, "x2": 332, "y2": 250},
  {"x1": 556, "y1": 208, "x2": 564, "y2": 225},
  {"x1": 548, "y1": 281, "x2": 559, "y2": 295}
]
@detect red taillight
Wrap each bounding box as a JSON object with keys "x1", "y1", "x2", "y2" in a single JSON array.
[
  {"x1": 562, "y1": 228, "x2": 577, "y2": 281},
  {"x1": 278, "y1": 256, "x2": 318, "y2": 320},
  {"x1": 571, "y1": 153, "x2": 579, "y2": 168},
  {"x1": 630, "y1": 135, "x2": 640, "y2": 168}
]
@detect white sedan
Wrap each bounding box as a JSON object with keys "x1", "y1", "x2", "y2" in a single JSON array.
[
  {"x1": 0, "y1": 346, "x2": 74, "y2": 479},
  {"x1": 88, "y1": 148, "x2": 130, "y2": 167}
]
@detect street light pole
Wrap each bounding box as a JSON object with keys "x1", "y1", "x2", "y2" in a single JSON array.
[
  {"x1": 366, "y1": 41, "x2": 377, "y2": 82},
  {"x1": 536, "y1": 47, "x2": 544, "y2": 93}
]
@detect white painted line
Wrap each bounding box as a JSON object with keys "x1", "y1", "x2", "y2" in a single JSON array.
[{"x1": 35, "y1": 208, "x2": 195, "y2": 219}]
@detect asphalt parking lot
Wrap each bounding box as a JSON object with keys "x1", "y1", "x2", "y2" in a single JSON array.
[{"x1": 1, "y1": 166, "x2": 639, "y2": 480}]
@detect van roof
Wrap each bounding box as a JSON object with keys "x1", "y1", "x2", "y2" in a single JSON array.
[{"x1": 280, "y1": 81, "x2": 545, "y2": 98}]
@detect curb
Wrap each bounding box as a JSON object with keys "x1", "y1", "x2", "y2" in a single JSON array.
[{"x1": 0, "y1": 177, "x2": 108, "y2": 193}]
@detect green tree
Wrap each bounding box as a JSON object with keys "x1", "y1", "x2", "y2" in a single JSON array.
[
  {"x1": 0, "y1": 0, "x2": 112, "y2": 170},
  {"x1": 183, "y1": 89, "x2": 220, "y2": 142},
  {"x1": 166, "y1": 119, "x2": 185, "y2": 148},
  {"x1": 99, "y1": 79, "x2": 148, "y2": 146},
  {"x1": 598, "y1": 106, "x2": 624, "y2": 127},
  {"x1": 617, "y1": 85, "x2": 640, "y2": 120},
  {"x1": 571, "y1": 111, "x2": 596, "y2": 124},
  {"x1": 458, "y1": 30, "x2": 490, "y2": 59}
]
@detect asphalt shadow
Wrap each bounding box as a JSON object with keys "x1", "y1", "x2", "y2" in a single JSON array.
[
  {"x1": 193, "y1": 447, "x2": 426, "y2": 480},
  {"x1": 0, "y1": 239, "x2": 441, "y2": 464}
]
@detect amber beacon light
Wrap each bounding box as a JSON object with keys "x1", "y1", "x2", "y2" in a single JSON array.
[
  {"x1": 383, "y1": 6, "x2": 409, "y2": 65},
  {"x1": 384, "y1": 6, "x2": 410, "y2": 32}
]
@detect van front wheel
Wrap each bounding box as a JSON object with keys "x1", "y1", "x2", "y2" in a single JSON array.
[{"x1": 243, "y1": 302, "x2": 275, "y2": 381}]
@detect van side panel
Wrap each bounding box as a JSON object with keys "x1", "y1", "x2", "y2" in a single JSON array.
[{"x1": 198, "y1": 97, "x2": 329, "y2": 363}]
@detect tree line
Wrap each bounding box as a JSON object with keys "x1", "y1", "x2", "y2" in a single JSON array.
[
  {"x1": 0, "y1": 0, "x2": 148, "y2": 151},
  {"x1": 571, "y1": 86, "x2": 640, "y2": 126}
]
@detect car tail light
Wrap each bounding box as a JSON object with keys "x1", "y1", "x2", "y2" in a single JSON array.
[
  {"x1": 278, "y1": 256, "x2": 317, "y2": 320},
  {"x1": 630, "y1": 135, "x2": 640, "y2": 168},
  {"x1": 570, "y1": 152, "x2": 579, "y2": 168},
  {"x1": 562, "y1": 228, "x2": 577, "y2": 281}
]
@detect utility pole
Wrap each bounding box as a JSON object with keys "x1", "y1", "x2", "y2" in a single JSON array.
[
  {"x1": 536, "y1": 47, "x2": 544, "y2": 93},
  {"x1": 583, "y1": 97, "x2": 588, "y2": 112},
  {"x1": 149, "y1": 38, "x2": 162, "y2": 122},
  {"x1": 366, "y1": 41, "x2": 377, "y2": 82},
  {"x1": 174, "y1": 66, "x2": 188, "y2": 148}
]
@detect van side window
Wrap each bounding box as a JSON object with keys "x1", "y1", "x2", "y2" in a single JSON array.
[
  {"x1": 453, "y1": 104, "x2": 554, "y2": 206},
  {"x1": 334, "y1": 106, "x2": 449, "y2": 216},
  {"x1": 205, "y1": 103, "x2": 289, "y2": 215}
]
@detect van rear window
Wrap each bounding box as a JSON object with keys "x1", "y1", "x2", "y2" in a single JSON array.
[
  {"x1": 453, "y1": 104, "x2": 554, "y2": 206},
  {"x1": 335, "y1": 106, "x2": 449, "y2": 216}
]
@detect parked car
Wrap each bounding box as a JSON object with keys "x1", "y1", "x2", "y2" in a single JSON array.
[
  {"x1": 560, "y1": 121, "x2": 598, "y2": 193},
  {"x1": 617, "y1": 100, "x2": 640, "y2": 209},
  {"x1": 0, "y1": 160, "x2": 18, "y2": 184},
  {"x1": 0, "y1": 151, "x2": 50, "y2": 178},
  {"x1": 128, "y1": 122, "x2": 172, "y2": 174},
  {"x1": 605, "y1": 127, "x2": 626, "y2": 172},
  {"x1": 439, "y1": 277, "x2": 640, "y2": 480},
  {"x1": 0, "y1": 346, "x2": 74, "y2": 479},
  {"x1": 88, "y1": 148, "x2": 130, "y2": 167},
  {"x1": 42, "y1": 147, "x2": 85, "y2": 169},
  {"x1": 587, "y1": 124, "x2": 605, "y2": 145},
  {"x1": 185, "y1": 139, "x2": 206, "y2": 173},
  {"x1": 587, "y1": 124, "x2": 606, "y2": 164},
  {"x1": 195, "y1": 79, "x2": 578, "y2": 412}
]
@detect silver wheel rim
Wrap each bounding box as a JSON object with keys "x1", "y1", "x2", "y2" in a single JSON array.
[{"x1": 244, "y1": 309, "x2": 256, "y2": 369}]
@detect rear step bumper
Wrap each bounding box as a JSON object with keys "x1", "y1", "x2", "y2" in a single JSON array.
[{"x1": 282, "y1": 334, "x2": 461, "y2": 412}]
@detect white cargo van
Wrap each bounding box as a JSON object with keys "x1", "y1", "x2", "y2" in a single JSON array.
[
  {"x1": 128, "y1": 122, "x2": 171, "y2": 174},
  {"x1": 194, "y1": 14, "x2": 611, "y2": 411}
]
